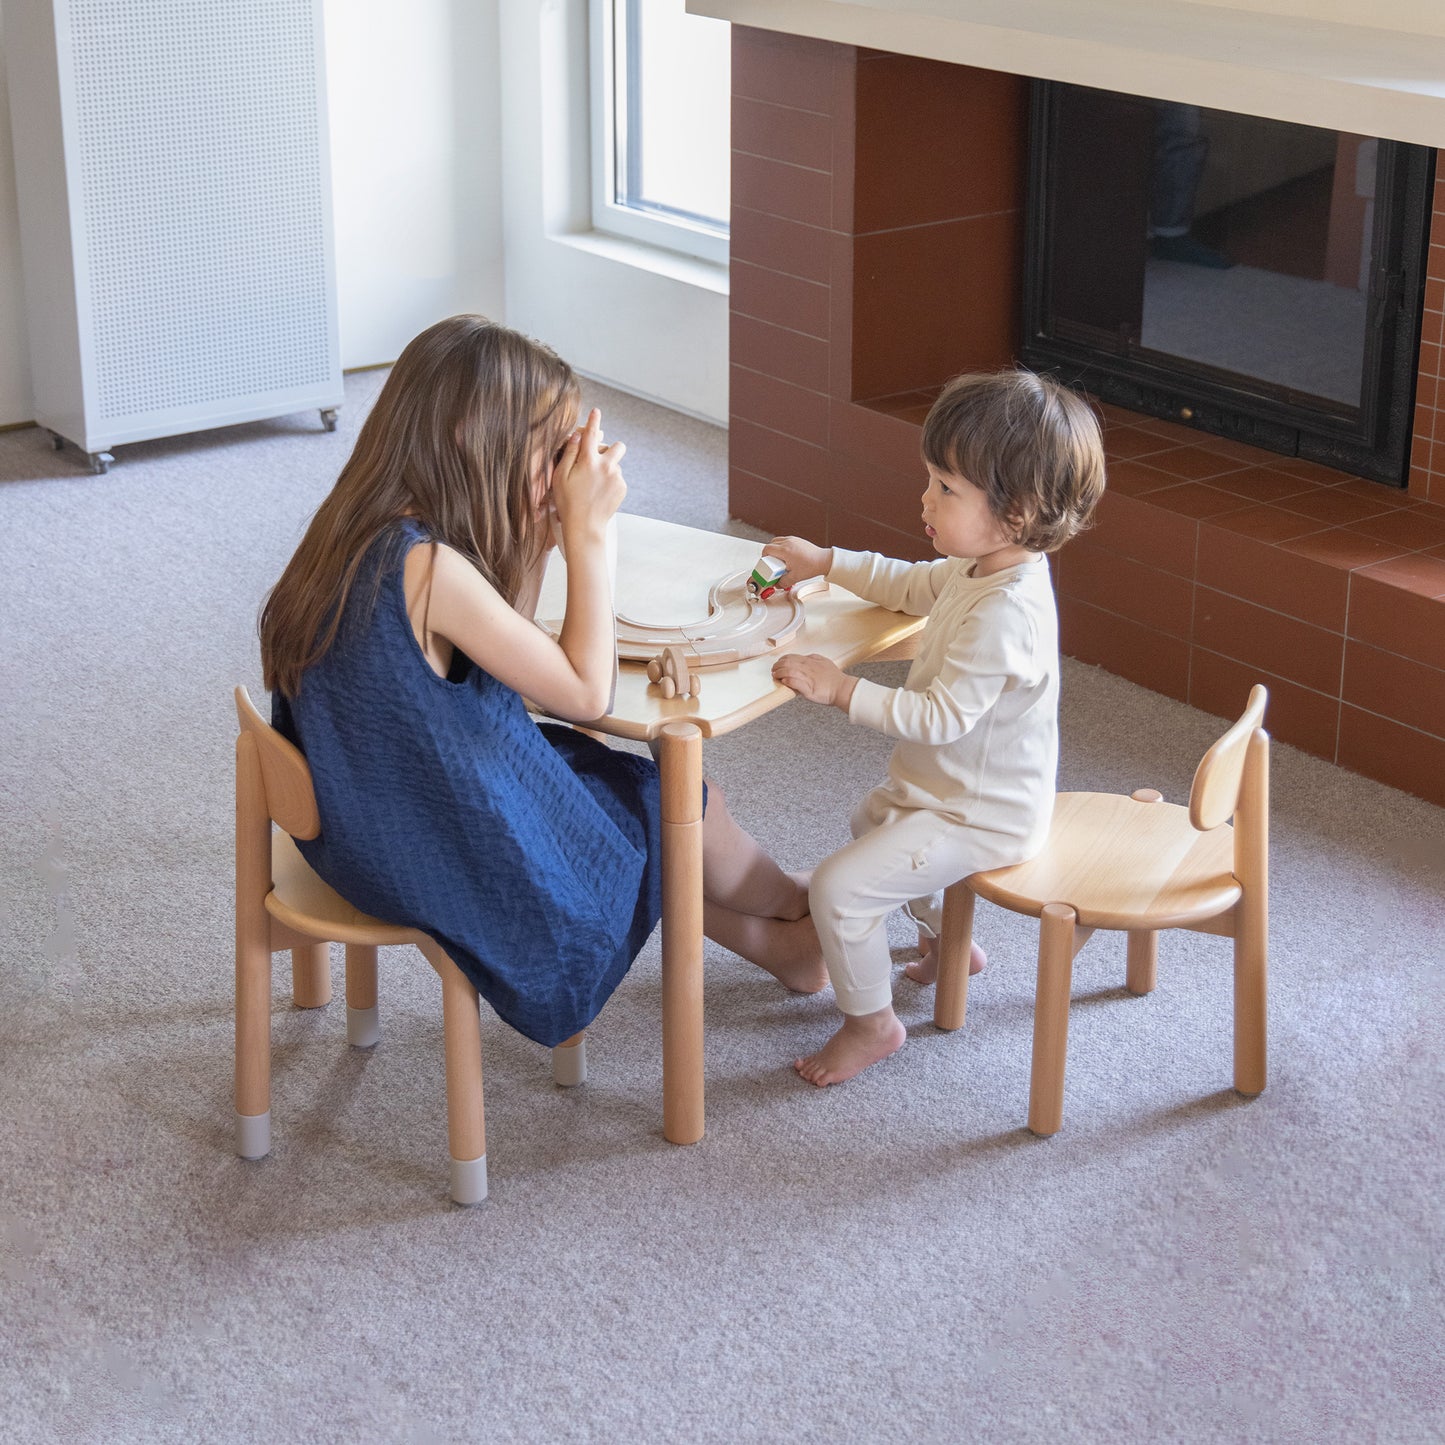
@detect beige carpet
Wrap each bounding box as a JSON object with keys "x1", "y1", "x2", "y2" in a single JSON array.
[{"x1": 1, "y1": 371, "x2": 1441, "y2": 1443}]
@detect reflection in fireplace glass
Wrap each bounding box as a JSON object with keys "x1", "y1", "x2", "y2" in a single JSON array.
[
  {"x1": 1137, "y1": 104, "x2": 1370, "y2": 407},
  {"x1": 1047, "y1": 91, "x2": 1374, "y2": 408},
  {"x1": 1024, "y1": 81, "x2": 1433, "y2": 484}
]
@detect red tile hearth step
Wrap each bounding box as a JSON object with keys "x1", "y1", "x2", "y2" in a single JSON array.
[
  {"x1": 724, "y1": 24, "x2": 1445, "y2": 807},
  {"x1": 1058, "y1": 419, "x2": 1445, "y2": 807}
]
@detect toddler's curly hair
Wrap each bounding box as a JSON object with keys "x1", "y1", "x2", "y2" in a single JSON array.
[{"x1": 921, "y1": 369, "x2": 1106, "y2": 553}]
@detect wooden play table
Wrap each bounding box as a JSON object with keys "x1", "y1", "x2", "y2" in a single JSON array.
[{"x1": 538, "y1": 513, "x2": 923, "y2": 1143}]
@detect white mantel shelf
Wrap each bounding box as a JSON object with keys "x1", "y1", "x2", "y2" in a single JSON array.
[{"x1": 689, "y1": 0, "x2": 1445, "y2": 148}]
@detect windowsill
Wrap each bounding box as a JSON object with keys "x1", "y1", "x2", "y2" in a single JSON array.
[{"x1": 552, "y1": 228, "x2": 730, "y2": 296}]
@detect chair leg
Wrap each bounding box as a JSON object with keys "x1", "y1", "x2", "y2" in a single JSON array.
[
  {"x1": 1028, "y1": 903, "x2": 1077, "y2": 1137},
  {"x1": 1125, "y1": 931, "x2": 1158, "y2": 995},
  {"x1": 1233, "y1": 730, "x2": 1269, "y2": 1097},
  {"x1": 933, "y1": 883, "x2": 976, "y2": 1031},
  {"x1": 1233, "y1": 892, "x2": 1268, "y2": 1096},
  {"x1": 345, "y1": 944, "x2": 380, "y2": 1048},
  {"x1": 235, "y1": 733, "x2": 274, "y2": 1158},
  {"x1": 552, "y1": 1031, "x2": 587, "y2": 1087},
  {"x1": 291, "y1": 942, "x2": 332, "y2": 1008},
  {"x1": 439, "y1": 955, "x2": 487, "y2": 1205},
  {"x1": 235, "y1": 934, "x2": 273, "y2": 1159}
]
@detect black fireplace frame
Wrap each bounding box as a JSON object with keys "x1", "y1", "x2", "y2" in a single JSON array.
[{"x1": 1019, "y1": 80, "x2": 1435, "y2": 485}]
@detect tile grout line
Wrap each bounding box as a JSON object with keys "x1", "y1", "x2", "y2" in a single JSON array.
[
  {"x1": 731, "y1": 312, "x2": 834, "y2": 347},
  {"x1": 729, "y1": 363, "x2": 830, "y2": 404},
  {"x1": 1186, "y1": 520, "x2": 1199, "y2": 705},
  {"x1": 731, "y1": 94, "x2": 832, "y2": 122},
  {"x1": 1336, "y1": 570, "x2": 1352, "y2": 764},
  {"x1": 731, "y1": 258, "x2": 831, "y2": 295},
  {"x1": 851, "y1": 209, "x2": 1020, "y2": 239},
  {"x1": 731, "y1": 147, "x2": 833, "y2": 178}
]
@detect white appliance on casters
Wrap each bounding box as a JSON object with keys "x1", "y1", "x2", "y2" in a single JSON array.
[{"x1": 5, "y1": 0, "x2": 343, "y2": 474}]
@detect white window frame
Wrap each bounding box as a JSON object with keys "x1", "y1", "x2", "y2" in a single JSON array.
[{"x1": 588, "y1": 0, "x2": 729, "y2": 266}]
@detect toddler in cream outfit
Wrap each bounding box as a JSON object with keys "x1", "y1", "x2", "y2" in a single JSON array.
[{"x1": 769, "y1": 369, "x2": 1106, "y2": 1085}]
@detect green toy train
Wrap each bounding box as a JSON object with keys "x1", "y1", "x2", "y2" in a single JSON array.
[{"x1": 746, "y1": 554, "x2": 789, "y2": 600}]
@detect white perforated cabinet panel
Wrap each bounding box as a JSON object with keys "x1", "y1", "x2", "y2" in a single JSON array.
[{"x1": 67, "y1": 0, "x2": 335, "y2": 422}]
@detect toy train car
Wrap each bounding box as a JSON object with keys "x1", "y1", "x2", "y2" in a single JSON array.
[{"x1": 746, "y1": 554, "x2": 789, "y2": 600}]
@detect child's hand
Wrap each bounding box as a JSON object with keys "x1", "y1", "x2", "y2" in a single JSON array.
[
  {"x1": 761, "y1": 536, "x2": 832, "y2": 586},
  {"x1": 772, "y1": 652, "x2": 857, "y2": 712},
  {"x1": 551, "y1": 408, "x2": 627, "y2": 545}
]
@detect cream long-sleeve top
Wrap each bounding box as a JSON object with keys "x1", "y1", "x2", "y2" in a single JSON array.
[{"x1": 831, "y1": 546, "x2": 1060, "y2": 848}]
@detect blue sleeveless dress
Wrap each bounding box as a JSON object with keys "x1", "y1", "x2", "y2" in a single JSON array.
[{"x1": 271, "y1": 520, "x2": 665, "y2": 1047}]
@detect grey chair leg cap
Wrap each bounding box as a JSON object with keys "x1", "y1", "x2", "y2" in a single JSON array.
[
  {"x1": 347, "y1": 1005, "x2": 380, "y2": 1048},
  {"x1": 237, "y1": 1110, "x2": 271, "y2": 1160},
  {"x1": 552, "y1": 1037, "x2": 587, "y2": 1087},
  {"x1": 449, "y1": 1153, "x2": 488, "y2": 1206}
]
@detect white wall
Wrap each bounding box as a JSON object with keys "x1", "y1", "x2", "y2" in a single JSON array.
[
  {"x1": 0, "y1": 5, "x2": 33, "y2": 425},
  {"x1": 0, "y1": 0, "x2": 506, "y2": 428},
  {"x1": 499, "y1": 0, "x2": 729, "y2": 424},
  {"x1": 323, "y1": 0, "x2": 505, "y2": 369}
]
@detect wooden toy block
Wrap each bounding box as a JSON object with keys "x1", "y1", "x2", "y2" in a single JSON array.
[{"x1": 646, "y1": 645, "x2": 702, "y2": 699}]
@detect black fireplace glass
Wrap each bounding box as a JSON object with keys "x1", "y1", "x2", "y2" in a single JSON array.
[{"x1": 1020, "y1": 81, "x2": 1435, "y2": 484}]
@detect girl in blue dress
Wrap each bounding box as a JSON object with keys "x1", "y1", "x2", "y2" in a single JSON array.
[{"x1": 259, "y1": 315, "x2": 824, "y2": 1048}]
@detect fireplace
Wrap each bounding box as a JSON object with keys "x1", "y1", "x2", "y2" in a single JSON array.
[
  {"x1": 724, "y1": 27, "x2": 1445, "y2": 807},
  {"x1": 1021, "y1": 82, "x2": 1435, "y2": 487}
]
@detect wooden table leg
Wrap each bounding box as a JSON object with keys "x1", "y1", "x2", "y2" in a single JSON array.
[{"x1": 659, "y1": 720, "x2": 704, "y2": 1145}]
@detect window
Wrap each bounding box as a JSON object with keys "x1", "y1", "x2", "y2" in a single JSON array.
[{"x1": 590, "y1": 0, "x2": 731, "y2": 263}]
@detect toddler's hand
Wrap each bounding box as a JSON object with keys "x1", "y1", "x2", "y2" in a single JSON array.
[
  {"x1": 552, "y1": 408, "x2": 626, "y2": 545},
  {"x1": 772, "y1": 652, "x2": 856, "y2": 711},
  {"x1": 761, "y1": 536, "x2": 832, "y2": 586}
]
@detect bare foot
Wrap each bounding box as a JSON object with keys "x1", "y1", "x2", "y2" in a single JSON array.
[
  {"x1": 703, "y1": 904, "x2": 828, "y2": 992},
  {"x1": 778, "y1": 869, "x2": 813, "y2": 921},
  {"x1": 754, "y1": 915, "x2": 829, "y2": 994},
  {"x1": 794, "y1": 1008, "x2": 906, "y2": 1086},
  {"x1": 903, "y1": 934, "x2": 987, "y2": 985}
]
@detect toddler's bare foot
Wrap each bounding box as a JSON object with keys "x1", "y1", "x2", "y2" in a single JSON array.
[
  {"x1": 903, "y1": 935, "x2": 986, "y2": 985},
  {"x1": 756, "y1": 914, "x2": 829, "y2": 993},
  {"x1": 794, "y1": 1008, "x2": 906, "y2": 1086}
]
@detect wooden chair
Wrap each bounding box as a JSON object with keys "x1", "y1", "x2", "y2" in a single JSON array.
[
  {"x1": 233, "y1": 686, "x2": 587, "y2": 1205},
  {"x1": 933, "y1": 685, "x2": 1269, "y2": 1135}
]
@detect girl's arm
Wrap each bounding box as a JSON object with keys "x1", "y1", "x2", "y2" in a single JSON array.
[
  {"x1": 513, "y1": 545, "x2": 550, "y2": 623},
  {"x1": 420, "y1": 410, "x2": 625, "y2": 722}
]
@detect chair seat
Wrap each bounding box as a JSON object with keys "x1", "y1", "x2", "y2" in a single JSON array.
[
  {"x1": 266, "y1": 831, "x2": 423, "y2": 947},
  {"x1": 968, "y1": 791, "x2": 1242, "y2": 931}
]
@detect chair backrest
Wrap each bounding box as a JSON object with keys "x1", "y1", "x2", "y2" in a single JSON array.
[
  {"x1": 234, "y1": 686, "x2": 321, "y2": 840},
  {"x1": 1188, "y1": 684, "x2": 1268, "y2": 832}
]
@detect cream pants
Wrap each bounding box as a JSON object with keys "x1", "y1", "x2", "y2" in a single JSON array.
[{"x1": 810, "y1": 793, "x2": 1031, "y2": 1017}]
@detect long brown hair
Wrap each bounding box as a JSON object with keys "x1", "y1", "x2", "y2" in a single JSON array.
[
  {"x1": 921, "y1": 369, "x2": 1106, "y2": 553},
  {"x1": 261, "y1": 315, "x2": 580, "y2": 697}
]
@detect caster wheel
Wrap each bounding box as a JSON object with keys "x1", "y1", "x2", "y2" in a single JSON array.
[
  {"x1": 47, "y1": 430, "x2": 64, "y2": 451},
  {"x1": 320, "y1": 408, "x2": 339, "y2": 432},
  {"x1": 88, "y1": 451, "x2": 114, "y2": 475}
]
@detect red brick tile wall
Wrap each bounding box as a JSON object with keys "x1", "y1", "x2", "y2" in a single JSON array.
[
  {"x1": 728, "y1": 27, "x2": 1445, "y2": 806},
  {"x1": 728, "y1": 27, "x2": 1028, "y2": 559},
  {"x1": 1058, "y1": 419, "x2": 1445, "y2": 805},
  {"x1": 1408, "y1": 165, "x2": 1445, "y2": 505}
]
